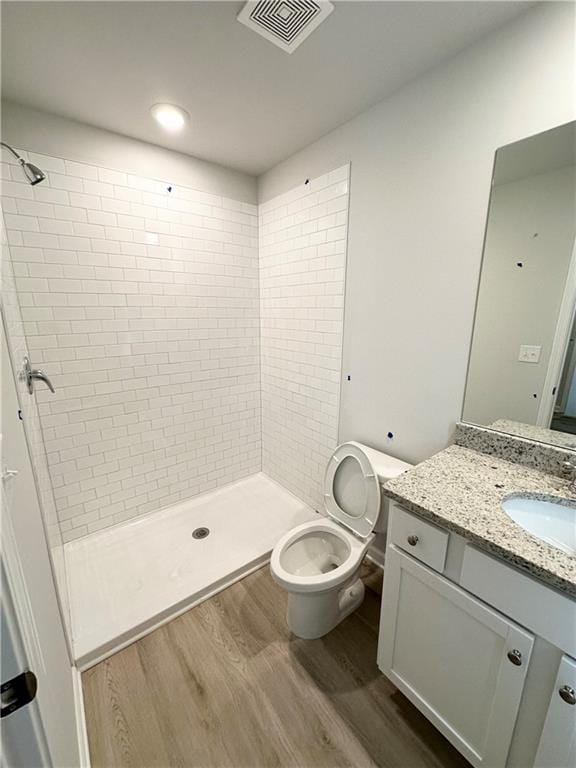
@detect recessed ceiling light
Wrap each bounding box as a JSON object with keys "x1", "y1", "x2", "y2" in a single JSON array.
[{"x1": 150, "y1": 103, "x2": 189, "y2": 131}]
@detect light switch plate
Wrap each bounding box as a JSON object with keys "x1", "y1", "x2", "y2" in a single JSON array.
[{"x1": 518, "y1": 345, "x2": 542, "y2": 363}]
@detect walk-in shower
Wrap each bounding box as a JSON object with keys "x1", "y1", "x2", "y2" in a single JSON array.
[
  {"x1": 1, "y1": 144, "x2": 349, "y2": 666},
  {"x1": 0, "y1": 141, "x2": 46, "y2": 185}
]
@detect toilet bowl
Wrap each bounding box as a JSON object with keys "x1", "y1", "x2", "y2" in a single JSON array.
[{"x1": 270, "y1": 441, "x2": 412, "y2": 639}]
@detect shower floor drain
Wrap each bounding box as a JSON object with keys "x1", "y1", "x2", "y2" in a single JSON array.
[{"x1": 192, "y1": 527, "x2": 210, "y2": 540}]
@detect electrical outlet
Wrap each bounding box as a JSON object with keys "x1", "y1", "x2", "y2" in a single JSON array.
[{"x1": 518, "y1": 345, "x2": 541, "y2": 363}]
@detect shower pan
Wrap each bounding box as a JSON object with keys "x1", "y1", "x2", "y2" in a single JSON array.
[{"x1": 66, "y1": 474, "x2": 315, "y2": 666}]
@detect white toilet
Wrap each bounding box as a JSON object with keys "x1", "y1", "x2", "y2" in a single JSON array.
[{"x1": 270, "y1": 441, "x2": 412, "y2": 639}]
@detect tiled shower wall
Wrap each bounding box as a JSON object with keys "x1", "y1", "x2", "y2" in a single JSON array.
[
  {"x1": 2, "y1": 150, "x2": 260, "y2": 541},
  {"x1": 2, "y1": 154, "x2": 349, "y2": 541},
  {"x1": 259, "y1": 165, "x2": 349, "y2": 510}
]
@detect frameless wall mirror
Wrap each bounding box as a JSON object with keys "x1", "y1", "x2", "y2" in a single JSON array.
[{"x1": 463, "y1": 121, "x2": 576, "y2": 450}]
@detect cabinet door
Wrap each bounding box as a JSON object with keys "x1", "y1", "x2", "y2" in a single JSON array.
[
  {"x1": 534, "y1": 655, "x2": 576, "y2": 768},
  {"x1": 378, "y1": 545, "x2": 534, "y2": 768}
]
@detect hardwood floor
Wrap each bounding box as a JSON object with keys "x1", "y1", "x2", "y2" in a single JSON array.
[{"x1": 83, "y1": 562, "x2": 470, "y2": 768}]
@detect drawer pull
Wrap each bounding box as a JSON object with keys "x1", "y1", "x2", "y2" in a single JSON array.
[
  {"x1": 507, "y1": 649, "x2": 523, "y2": 666},
  {"x1": 559, "y1": 685, "x2": 576, "y2": 705},
  {"x1": 407, "y1": 535, "x2": 419, "y2": 546}
]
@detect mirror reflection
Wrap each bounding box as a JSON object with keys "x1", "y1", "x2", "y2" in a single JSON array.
[{"x1": 463, "y1": 122, "x2": 576, "y2": 449}]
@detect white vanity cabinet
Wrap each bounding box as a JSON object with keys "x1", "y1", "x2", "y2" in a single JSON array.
[
  {"x1": 534, "y1": 655, "x2": 576, "y2": 768},
  {"x1": 378, "y1": 502, "x2": 576, "y2": 768},
  {"x1": 378, "y1": 545, "x2": 534, "y2": 768}
]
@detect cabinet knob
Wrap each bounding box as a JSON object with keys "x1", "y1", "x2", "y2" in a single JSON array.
[
  {"x1": 559, "y1": 685, "x2": 576, "y2": 705},
  {"x1": 407, "y1": 535, "x2": 419, "y2": 546},
  {"x1": 507, "y1": 649, "x2": 523, "y2": 666}
]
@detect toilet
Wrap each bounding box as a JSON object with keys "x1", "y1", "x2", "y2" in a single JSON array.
[{"x1": 270, "y1": 441, "x2": 412, "y2": 639}]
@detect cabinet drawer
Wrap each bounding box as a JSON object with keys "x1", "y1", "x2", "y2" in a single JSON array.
[
  {"x1": 389, "y1": 505, "x2": 448, "y2": 572},
  {"x1": 460, "y1": 546, "x2": 576, "y2": 657}
]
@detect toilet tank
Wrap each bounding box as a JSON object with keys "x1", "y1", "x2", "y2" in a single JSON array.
[{"x1": 349, "y1": 442, "x2": 413, "y2": 534}]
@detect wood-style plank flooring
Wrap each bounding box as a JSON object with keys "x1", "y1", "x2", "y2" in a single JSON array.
[{"x1": 83, "y1": 562, "x2": 470, "y2": 768}]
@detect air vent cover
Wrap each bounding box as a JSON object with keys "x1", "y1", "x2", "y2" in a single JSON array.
[{"x1": 238, "y1": 1, "x2": 334, "y2": 54}]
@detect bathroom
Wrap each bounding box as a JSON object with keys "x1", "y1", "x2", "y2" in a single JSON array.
[{"x1": 1, "y1": 1, "x2": 574, "y2": 766}]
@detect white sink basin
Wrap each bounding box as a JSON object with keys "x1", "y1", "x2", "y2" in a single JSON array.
[{"x1": 501, "y1": 494, "x2": 576, "y2": 555}]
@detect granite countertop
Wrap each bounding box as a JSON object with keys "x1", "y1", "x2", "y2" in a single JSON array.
[{"x1": 383, "y1": 444, "x2": 576, "y2": 598}]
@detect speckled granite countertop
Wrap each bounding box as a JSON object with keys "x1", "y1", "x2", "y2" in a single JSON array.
[{"x1": 384, "y1": 444, "x2": 576, "y2": 598}]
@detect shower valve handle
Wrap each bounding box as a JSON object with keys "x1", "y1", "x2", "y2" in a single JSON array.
[{"x1": 22, "y1": 357, "x2": 55, "y2": 394}]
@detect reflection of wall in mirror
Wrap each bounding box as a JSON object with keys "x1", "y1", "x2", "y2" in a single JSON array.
[
  {"x1": 465, "y1": 164, "x2": 575, "y2": 427},
  {"x1": 566, "y1": 375, "x2": 576, "y2": 417}
]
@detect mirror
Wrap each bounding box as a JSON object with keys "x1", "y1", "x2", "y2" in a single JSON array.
[{"x1": 463, "y1": 122, "x2": 576, "y2": 450}]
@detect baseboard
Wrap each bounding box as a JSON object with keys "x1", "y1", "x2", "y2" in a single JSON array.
[{"x1": 72, "y1": 666, "x2": 91, "y2": 768}]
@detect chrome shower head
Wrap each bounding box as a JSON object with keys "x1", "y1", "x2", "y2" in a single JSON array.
[
  {"x1": 0, "y1": 141, "x2": 46, "y2": 185},
  {"x1": 20, "y1": 159, "x2": 46, "y2": 186}
]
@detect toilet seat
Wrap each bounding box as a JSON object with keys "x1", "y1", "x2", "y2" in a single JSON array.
[
  {"x1": 270, "y1": 519, "x2": 370, "y2": 594},
  {"x1": 323, "y1": 442, "x2": 381, "y2": 538}
]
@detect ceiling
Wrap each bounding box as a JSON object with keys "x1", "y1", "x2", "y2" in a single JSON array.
[{"x1": 2, "y1": 1, "x2": 534, "y2": 176}]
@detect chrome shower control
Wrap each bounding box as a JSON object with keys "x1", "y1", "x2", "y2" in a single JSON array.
[{"x1": 22, "y1": 357, "x2": 55, "y2": 394}]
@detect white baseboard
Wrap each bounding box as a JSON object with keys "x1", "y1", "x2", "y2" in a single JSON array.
[{"x1": 72, "y1": 666, "x2": 91, "y2": 768}]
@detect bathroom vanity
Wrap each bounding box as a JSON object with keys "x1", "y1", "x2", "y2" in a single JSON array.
[
  {"x1": 375, "y1": 120, "x2": 576, "y2": 768},
  {"x1": 377, "y1": 442, "x2": 576, "y2": 768}
]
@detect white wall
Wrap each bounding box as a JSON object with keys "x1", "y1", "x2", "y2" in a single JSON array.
[
  {"x1": 464, "y1": 165, "x2": 575, "y2": 426},
  {"x1": 258, "y1": 3, "x2": 576, "y2": 464},
  {"x1": 2, "y1": 149, "x2": 260, "y2": 541},
  {"x1": 259, "y1": 165, "x2": 349, "y2": 510},
  {"x1": 2, "y1": 102, "x2": 256, "y2": 204}
]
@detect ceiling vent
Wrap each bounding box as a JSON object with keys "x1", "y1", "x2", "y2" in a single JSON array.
[{"x1": 238, "y1": 1, "x2": 334, "y2": 54}]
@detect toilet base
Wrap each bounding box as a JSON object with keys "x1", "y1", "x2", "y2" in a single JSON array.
[{"x1": 286, "y1": 574, "x2": 366, "y2": 639}]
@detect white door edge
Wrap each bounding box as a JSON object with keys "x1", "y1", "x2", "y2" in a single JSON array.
[{"x1": 537, "y1": 236, "x2": 576, "y2": 426}]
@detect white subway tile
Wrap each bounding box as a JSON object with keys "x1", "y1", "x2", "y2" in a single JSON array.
[
  {"x1": 4, "y1": 213, "x2": 39, "y2": 231},
  {"x1": 98, "y1": 167, "x2": 128, "y2": 186},
  {"x1": 69, "y1": 192, "x2": 101, "y2": 210},
  {"x1": 3, "y1": 153, "x2": 271, "y2": 539},
  {"x1": 65, "y1": 160, "x2": 99, "y2": 180},
  {"x1": 34, "y1": 186, "x2": 70, "y2": 206},
  {"x1": 52, "y1": 205, "x2": 88, "y2": 222},
  {"x1": 38, "y1": 218, "x2": 74, "y2": 235},
  {"x1": 2, "y1": 180, "x2": 33, "y2": 199},
  {"x1": 83, "y1": 179, "x2": 115, "y2": 198}
]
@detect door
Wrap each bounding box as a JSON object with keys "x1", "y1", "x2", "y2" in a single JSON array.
[
  {"x1": 537, "y1": 239, "x2": 576, "y2": 427},
  {"x1": 1, "y1": 564, "x2": 51, "y2": 767},
  {"x1": 534, "y1": 655, "x2": 576, "y2": 767},
  {"x1": 378, "y1": 545, "x2": 534, "y2": 768},
  {"x1": 2, "y1": 324, "x2": 81, "y2": 767},
  {"x1": 554, "y1": 315, "x2": 576, "y2": 414}
]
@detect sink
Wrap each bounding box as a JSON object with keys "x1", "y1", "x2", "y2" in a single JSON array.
[{"x1": 501, "y1": 494, "x2": 576, "y2": 555}]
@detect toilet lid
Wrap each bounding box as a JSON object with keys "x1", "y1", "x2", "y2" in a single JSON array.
[{"x1": 323, "y1": 443, "x2": 381, "y2": 538}]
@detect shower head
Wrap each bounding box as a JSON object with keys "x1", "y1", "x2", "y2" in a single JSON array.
[
  {"x1": 20, "y1": 159, "x2": 46, "y2": 186},
  {"x1": 0, "y1": 141, "x2": 46, "y2": 185}
]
